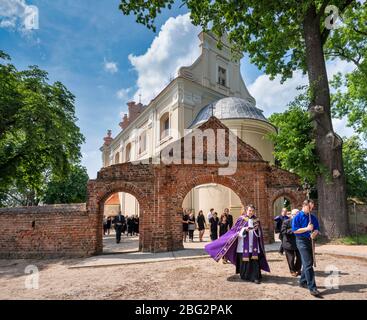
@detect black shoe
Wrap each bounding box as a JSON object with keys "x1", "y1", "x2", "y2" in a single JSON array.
[
  {"x1": 299, "y1": 282, "x2": 308, "y2": 288},
  {"x1": 310, "y1": 289, "x2": 322, "y2": 297},
  {"x1": 254, "y1": 279, "x2": 261, "y2": 284}
]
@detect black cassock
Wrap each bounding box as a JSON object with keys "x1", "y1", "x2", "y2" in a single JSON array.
[{"x1": 236, "y1": 253, "x2": 262, "y2": 281}]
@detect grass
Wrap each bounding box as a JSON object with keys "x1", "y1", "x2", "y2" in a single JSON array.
[{"x1": 339, "y1": 234, "x2": 367, "y2": 245}]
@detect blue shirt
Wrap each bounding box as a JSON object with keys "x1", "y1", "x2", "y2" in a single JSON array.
[{"x1": 291, "y1": 211, "x2": 320, "y2": 238}]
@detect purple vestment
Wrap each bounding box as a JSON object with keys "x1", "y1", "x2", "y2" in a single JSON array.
[{"x1": 205, "y1": 215, "x2": 270, "y2": 273}]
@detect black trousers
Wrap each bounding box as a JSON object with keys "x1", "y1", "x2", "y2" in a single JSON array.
[
  {"x1": 210, "y1": 231, "x2": 218, "y2": 241},
  {"x1": 284, "y1": 249, "x2": 302, "y2": 273},
  {"x1": 236, "y1": 253, "x2": 261, "y2": 281},
  {"x1": 188, "y1": 230, "x2": 194, "y2": 241},
  {"x1": 115, "y1": 225, "x2": 122, "y2": 243}
]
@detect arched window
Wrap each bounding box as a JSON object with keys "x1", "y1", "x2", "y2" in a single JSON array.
[
  {"x1": 114, "y1": 152, "x2": 120, "y2": 164},
  {"x1": 139, "y1": 131, "x2": 147, "y2": 154},
  {"x1": 125, "y1": 143, "x2": 132, "y2": 162},
  {"x1": 160, "y1": 112, "x2": 170, "y2": 140}
]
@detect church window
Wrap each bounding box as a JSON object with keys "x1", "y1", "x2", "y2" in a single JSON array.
[
  {"x1": 218, "y1": 66, "x2": 227, "y2": 87},
  {"x1": 125, "y1": 143, "x2": 132, "y2": 162},
  {"x1": 139, "y1": 131, "x2": 147, "y2": 154},
  {"x1": 114, "y1": 152, "x2": 120, "y2": 164},
  {"x1": 160, "y1": 112, "x2": 170, "y2": 140}
]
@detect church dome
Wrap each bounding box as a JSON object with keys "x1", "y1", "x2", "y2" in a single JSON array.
[{"x1": 189, "y1": 97, "x2": 269, "y2": 128}]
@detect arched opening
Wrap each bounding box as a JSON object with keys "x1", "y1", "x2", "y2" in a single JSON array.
[
  {"x1": 101, "y1": 191, "x2": 140, "y2": 254},
  {"x1": 181, "y1": 182, "x2": 244, "y2": 248},
  {"x1": 160, "y1": 112, "x2": 170, "y2": 140},
  {"x1": 114, "y1": 152, "x2": 120, "y2": 164},
  {"x1": 272, "y1": 195, "x2": 295, "y2": 245},
  {"x1": 125, "y1": 143, "x2": 132, "y2": 162}
]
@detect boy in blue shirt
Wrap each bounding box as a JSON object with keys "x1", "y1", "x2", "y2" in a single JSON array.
[{"x1": 292, "y1": 199, "x2": 321, "y2": 297}]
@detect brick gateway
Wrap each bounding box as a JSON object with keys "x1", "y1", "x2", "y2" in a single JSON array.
[
  {"x1": 88, "y1": 117, "x2": 305, "y2": 254},
  {"x1": 0, "y1": 117, "x2": 305, "y2": 258}
]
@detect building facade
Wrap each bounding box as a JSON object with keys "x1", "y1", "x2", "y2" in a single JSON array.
[{"x1": 101, "y1": 32, "x2": 279, "y2": 220}]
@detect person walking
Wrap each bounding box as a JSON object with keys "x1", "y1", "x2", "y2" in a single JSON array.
[
  {"x1": 182, "y1": 209, "x2": 189, "y2": 242},
  {"x1": 205, "y1": 204, "x2": 270, "y2": 284},
  {"x1": 187, "y1": 210, "x2": 196, "y2": 242},
  {"x1": 209, "y1": 212, "x2": 219, "y2": 241},
  {"x1": 106, "y1": 216, "x2": 112, "y2": 235},
  {"x1": 219, "y1": 214, "x2": 229, "y2": 237},
  {"x1": 224, "y1": 208, "x2": 233, "y2": 229},
  {"x1": 274, "y1": 208, "x2": 290, "y2": 255},
  {"x1": 113, "y1": 212, "x2": 125, "y2": 244},
  {"x1": 292, "y1": 200, "x2": 321, "y2": 297},
  {"x1": 280, "y1": 209, "x2": 301, "y2": 277},
  {"x1": 196, "y1": 210, "x2": 207, "y2": 242}
]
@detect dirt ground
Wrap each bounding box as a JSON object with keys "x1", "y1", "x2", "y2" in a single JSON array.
[{"x1": 0, "y1": 252, "x2": 366, "y2": 300}]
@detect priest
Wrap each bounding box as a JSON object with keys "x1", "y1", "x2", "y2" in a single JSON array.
[{"x1": 205, "y1": 204, "x2": 270, "y2": 283}]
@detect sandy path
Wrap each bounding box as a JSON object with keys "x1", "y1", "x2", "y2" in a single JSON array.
[{"x1": 0, "y1": 252, "x2": 366, "y2": 300}]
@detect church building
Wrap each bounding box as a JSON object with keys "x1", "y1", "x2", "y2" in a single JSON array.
[{"x1": 101, "y1": 32, "x2": 279, "y2": 220}]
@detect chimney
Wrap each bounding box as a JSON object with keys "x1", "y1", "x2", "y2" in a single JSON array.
[
  {"x1": 119, "y1": 101, "x2": 146, "y2": 131},
  {"x1": 127, "y1": 101, "x2": 145, "y2": 123},
  {"x1": 119, "y1": 113, "x2": 129, "y2": 130},
  {"x1": 103, "y1": 130, "x2": 113, "y2": 146}
]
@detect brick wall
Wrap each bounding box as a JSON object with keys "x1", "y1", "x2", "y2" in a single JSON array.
[
  {"x1": 0, "y1": 117, "x2": 305, "y2": 257},
  {"x1": 0, "y1": 204, "x2": 98, "y2": 259}
]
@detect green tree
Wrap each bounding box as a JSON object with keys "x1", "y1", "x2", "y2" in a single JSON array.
[
  {"x1": 326, "y1": 2, "x2": 367, "y2": 139},
  {"x1": 118, "y1": 0, "x2": 360, "y2": 237},
  {"x1": 268, "y1": 100, "x2": 319, "y2": 185},
  {"x1": 269, "y1": 104, "x2": 367, "y2": 200},
  {"x1": 0, "y1": 51, "x2": 85, "y2": 206},
  {"x1": 43, "y1": 164, "x2": 89, "y2": 204},
  {"x1": 342, "y1": 135, "x2": 367, "y2": 200}
]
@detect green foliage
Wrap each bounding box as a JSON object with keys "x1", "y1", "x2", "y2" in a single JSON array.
[
  {"x1": 342, "y1": 135, "x2": 367, "y2": 200},
  {"x1": 119, "y1": 1, "x2": 358, "y2": 82},
  {"x1": 268, "y1": 97, "x2": 320, "y2": 185},
  {"x1": 0, "y1": 51, "x2": 85, "y2": 206},
  {"x1": 339, "y1": 234, "x2": 367, "y2": 245},
  {"x1": 269, "y1": 100, "x2": 367, "y2": 199},
  {"x1": 327, "y1": 1, "x2": 367, "y2": 139},
  {"x1": 43, "y1": 164, "x2": 89, "y2": 204}
]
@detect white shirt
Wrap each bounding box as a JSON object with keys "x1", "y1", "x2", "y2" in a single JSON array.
[
  {"x1": 207, "y1": 211, "x2": 213, "y2": 221},
  {"x1": 236, "y1": 227, "x2": 246, "y2": 253}
]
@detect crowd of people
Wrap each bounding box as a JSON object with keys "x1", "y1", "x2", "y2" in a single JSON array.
[
  {"x1": 182, "y1": 207, "x2": 234, "y2": 242},
  {"x1": 103, "y1": 212, "x2": 139, "y2": 244},
  {"x1": 204, "y1": 200, "x2": 322, "y2": 297}
]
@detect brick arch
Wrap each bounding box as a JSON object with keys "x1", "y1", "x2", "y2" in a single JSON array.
[
  {"x1": 176, "y1": 174, "x2": 251, "y2": 209},
  {"x1": 96, "y1": 181, "x2": 149, "y2": 206},
  {"x1": 269, "y1": 188, "x2": 305, "y2": 211},
  {"x1": 88, "y1": 179, "x2": 154, "y2": 254}
]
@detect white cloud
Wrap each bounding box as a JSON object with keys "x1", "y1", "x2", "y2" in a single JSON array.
[
  {"x1": 332, "y1": 117, "x2": 355, "y2": 139},
  {"x1": 116, "y1": 87, "x2": 133, "y2": 101},
  {"x1": 247, "y1": 58, "x2": 356, "y2": 118},
  {"x1": 104, "y1": 59, "x2": 118, "y2": 74},
  {"x1": 128, "y1": 13, "x2": 201, "y2": 104},
  {"x1": 0, "y1": 0, "x2": 38, "y2": 31}
]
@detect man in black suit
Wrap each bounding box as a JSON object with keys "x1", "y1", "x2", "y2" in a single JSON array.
[
  {"x1": 280, "y1": 209, "x2": 302, "y2": 277},
  {"x1": 113, "y1": 211, "x2": 126, "y2": 244}
]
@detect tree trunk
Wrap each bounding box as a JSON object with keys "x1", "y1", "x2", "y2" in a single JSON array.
[{"x1": 303, "y1": 5, "x2": 349, "y2": 238}]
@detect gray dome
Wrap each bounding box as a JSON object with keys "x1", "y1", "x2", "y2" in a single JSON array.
[{"x1": 189, "y1": 97, "x2": 268, "y2": 128}]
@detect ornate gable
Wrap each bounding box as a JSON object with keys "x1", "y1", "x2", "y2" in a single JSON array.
[{"x1": 160, "y1": 116, "x2": 264, "y2": 163}]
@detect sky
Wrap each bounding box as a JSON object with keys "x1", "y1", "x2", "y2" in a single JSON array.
[{"x1": 0, "y1": 0, "x2": 357, "y2": 179}]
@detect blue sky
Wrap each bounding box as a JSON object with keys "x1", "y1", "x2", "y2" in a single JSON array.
[{"x1": 0, "y1": 0, "x2": 355, "y2": 178}]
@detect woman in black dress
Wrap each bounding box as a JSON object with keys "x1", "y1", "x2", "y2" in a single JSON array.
[
  {"x1": 182, "y1": 209, "x2": 189, "y2": 242},
  {"x1": 196, "y1": 210, "x2": 206, "y2": 242},
  {"x1": 219, "y1": 214, "x2": 229, "y2": 237}
]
